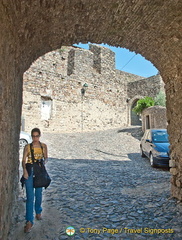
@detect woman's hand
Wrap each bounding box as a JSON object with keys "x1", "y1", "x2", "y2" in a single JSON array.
[
  {"x1": 23, "y1": 169, "x2": 29, "y2": 179},
  {"x1": 44, "y1": 158, "x2": 48, "y2": 164}
]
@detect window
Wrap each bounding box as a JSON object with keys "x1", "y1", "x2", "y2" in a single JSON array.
[
  {"x1": 152, "y1": 131, "x2": 169, "y2": 143},
  {"x1": 146, "y1": 131, "x2": 151, "y2": 141},
  {"x1": 41, "y1": 96, "x2": 52, "y2": 120},
  {"x1": 146, "y1": 115, "x2": 150, "y2": 129}
]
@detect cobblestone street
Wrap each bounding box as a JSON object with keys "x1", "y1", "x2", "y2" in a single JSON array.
[{"x1": 10, "y1": 127, "x2": 182, "y2": 240}]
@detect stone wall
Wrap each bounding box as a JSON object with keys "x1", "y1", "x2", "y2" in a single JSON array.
[
  {"x1": 142, "y1": 106, "x2": 167, "y2": 132},
  {"x1": 22, "y1": 45, "x2": 144, "y2": 133},
  {"x1": 22, "y1": 45, "x2": 132, "y2": 132},
  {"x1": 22, "y1": 45, "x2": 164, "y2": 134},
  {"x1": 127, "y1": 74, "x2": 164, "y2": 100},
  {"x1": 0, "y1": 1, "x2": 181, "y2": 239}
]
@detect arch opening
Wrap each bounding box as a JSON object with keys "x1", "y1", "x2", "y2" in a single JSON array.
[{"x1": 130, "y1": 99, "x2": 142, "y2": 126}]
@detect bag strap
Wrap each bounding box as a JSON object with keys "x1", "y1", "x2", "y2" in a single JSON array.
[{"x1": 30, "y1": 143, "x2": 35, "y2": 162}]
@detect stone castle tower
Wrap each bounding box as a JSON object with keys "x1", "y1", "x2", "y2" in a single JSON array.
[{"x1": 22, "y1": 44, "x2": 164, "y2": 133}]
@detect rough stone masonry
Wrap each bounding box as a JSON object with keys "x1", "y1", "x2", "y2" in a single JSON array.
[
  {"x1": 22, "y1": 44, "x2": 164, "y2": 133},
  {"x1": 0, "y1": 1, "x2": 182, "y2": 239}
]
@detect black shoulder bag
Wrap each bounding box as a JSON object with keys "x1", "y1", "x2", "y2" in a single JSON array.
[{"x1": 30, "y1": 142, "x2": 51, "y2": 189}]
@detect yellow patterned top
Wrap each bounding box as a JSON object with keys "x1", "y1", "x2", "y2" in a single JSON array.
[{"x1": 26, "y1": 144, "x2": 44, "y2": 164}]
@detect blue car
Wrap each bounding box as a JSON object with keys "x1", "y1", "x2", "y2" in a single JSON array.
[{"x1": 140, "y1": 129, "x2": 170, "y2": 167}]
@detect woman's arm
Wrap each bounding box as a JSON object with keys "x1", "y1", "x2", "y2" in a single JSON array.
[{"x1": 22, "y1": 145, "x2": 29, "y2": 179}]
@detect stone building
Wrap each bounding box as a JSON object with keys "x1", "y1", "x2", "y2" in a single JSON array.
[
  {"x1": 142, "y1": 106, "x2": 167, "y2": 132},
  {"x1": 22, "y1": 44, "x2": 164, "y2": 133}
]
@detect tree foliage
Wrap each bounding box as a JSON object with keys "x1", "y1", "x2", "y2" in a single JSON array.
[
  {"x1": 132, "y1": 91, "x2": 166, "y2": 115},
  {"x1": 133, "y1": 96, "x2": 155, "y2": 115},
  {"x1": 154, "y1": 91, "x2": 166, "y2": 107}
]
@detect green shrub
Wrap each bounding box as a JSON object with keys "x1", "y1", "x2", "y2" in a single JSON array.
[{"x1": 133, "y1": 97, "x2": 155, "y2": 115}]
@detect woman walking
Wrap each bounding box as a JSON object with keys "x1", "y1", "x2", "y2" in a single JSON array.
[{"x1": 22, "y1": 128, "x2": 48, "y2": 233}]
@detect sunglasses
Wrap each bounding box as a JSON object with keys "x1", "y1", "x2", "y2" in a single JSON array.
[{"x1": 32, "y1": 135, "x2": 40, "y2": 138}]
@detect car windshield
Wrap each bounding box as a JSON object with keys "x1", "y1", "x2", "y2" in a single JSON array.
[{"x1": 152, "y1": 131, "x2": 169, "y2": 143}]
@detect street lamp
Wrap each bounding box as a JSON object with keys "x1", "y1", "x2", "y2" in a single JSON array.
[
  {"x1": 81, "y1": 83, "x2": 88, "y2": 131},
  {"x1": 81, "y1": 83, "x2": 88, "y2": 96}
]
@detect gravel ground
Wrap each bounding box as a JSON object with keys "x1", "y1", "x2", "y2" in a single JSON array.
[{"x1": 9, "y1": 126, "x2": 182, "y2": 240}]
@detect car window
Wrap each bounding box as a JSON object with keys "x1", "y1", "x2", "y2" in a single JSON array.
[
  {"x1": 145, "y1": 131, "x2": 151, "y2": 140},
  {"x1": 147, "y1": 131, "x2": 151, "y2": 140},
  {"x1": 152, "y1": 131, "x2": 169, "y2": 143}
]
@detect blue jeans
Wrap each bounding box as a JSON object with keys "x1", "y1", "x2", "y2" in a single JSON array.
[{"x1": 25, "y1": 169, "x2": 43, "y2": 224}]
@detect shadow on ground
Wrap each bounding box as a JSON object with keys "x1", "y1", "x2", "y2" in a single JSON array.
[{"x1": 117, "y1": 126, "x2": 143, "y2": 140}]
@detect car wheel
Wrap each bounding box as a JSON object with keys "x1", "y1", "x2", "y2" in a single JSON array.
[
  {"x1": 19, "y1": 139, "x2": 28, "y2": 148},
  {"x1": 140, "y1": 146, "x2": 146, "y2": 157},
  {"x1": 149, "y1": 153, "x2": 155, "y2": 167}
]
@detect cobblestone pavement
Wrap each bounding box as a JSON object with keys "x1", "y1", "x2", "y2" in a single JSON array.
[{"x1": 10, "y1": 127, "x2": 182, "y2": 240}]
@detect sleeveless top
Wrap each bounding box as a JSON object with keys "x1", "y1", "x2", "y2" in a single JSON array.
[{"x1": 26, "y1": 143, "x2": 44, "y2": 164}]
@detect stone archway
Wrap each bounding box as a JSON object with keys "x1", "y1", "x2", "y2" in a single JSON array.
[
  {"x1": 0, "y1": 1, "x2": 182, "y2": 239},
  {"x1": 131, "y1": 100, "x2": 141, "y2": 126},
  {"x1": 127, "y1": 96, "x2": 144, "y2": 126},
  {"x1": 128, "y1": 97, "x2": 143, "y2": 126}
]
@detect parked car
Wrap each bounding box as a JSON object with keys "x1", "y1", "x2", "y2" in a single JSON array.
[
  {"x1": 19, "y1": 131, "x2": 32, "y2": 148},
  {"x1": 140, "y1": 129, "x2": 170, "y2": 167}
]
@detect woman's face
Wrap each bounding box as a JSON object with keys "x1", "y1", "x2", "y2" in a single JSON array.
[{"x1": 32, "y1": 132, "x2": 40, "y2": 143}]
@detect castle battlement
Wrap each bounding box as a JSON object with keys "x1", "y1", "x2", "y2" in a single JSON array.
[{"x1": 67, "y1": 44, "x2": 115, "y2": 75}]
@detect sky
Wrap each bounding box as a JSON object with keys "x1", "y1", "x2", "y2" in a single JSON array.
[{"x1": 74, "y1": 43, "x2": 158, "y2": 78}]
